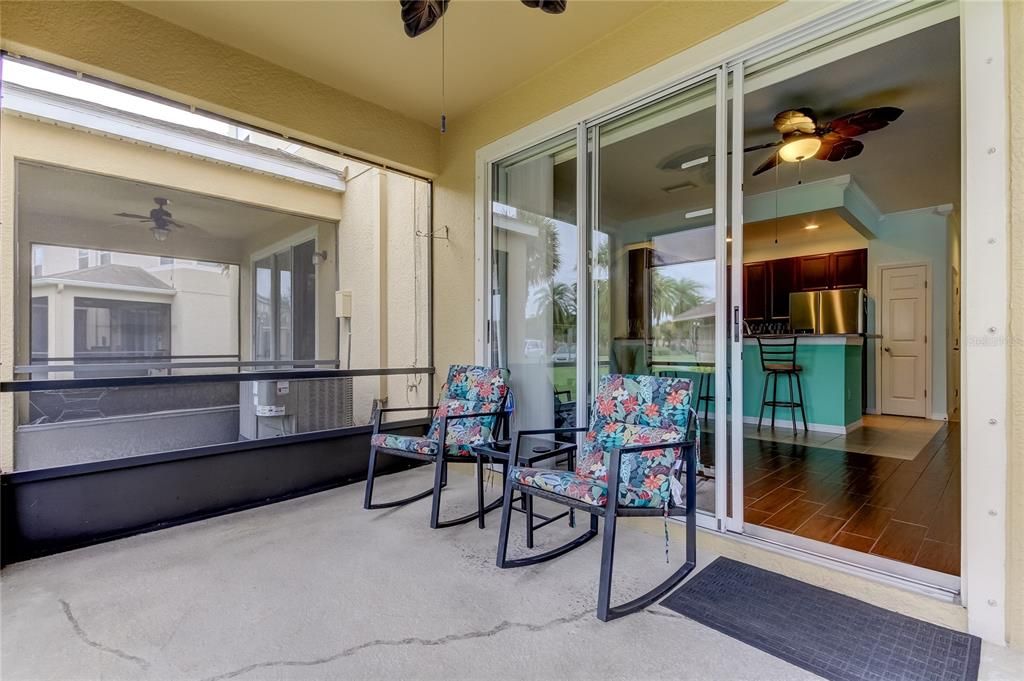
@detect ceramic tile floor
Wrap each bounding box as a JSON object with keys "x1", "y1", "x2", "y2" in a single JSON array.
[{"x1": 742, "y1": 414, "x2": 944, "y2": 460}]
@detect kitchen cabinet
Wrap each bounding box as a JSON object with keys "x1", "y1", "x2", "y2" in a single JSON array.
[
  {"x1": 742, "y1": 248, "x2": 867, "y2": 322},
  {"x1": 796, "y1": 254, "x2": 831, "y2": 291},
  {"x1": 769, "y1": 258, "x2": 795, "y2": 318},
  {"x1": 832, "y1": 249, "x2": 868, "y2": 289},
  {"x1": 743, "y1": 262, "x2": 768, "y2": 321}
]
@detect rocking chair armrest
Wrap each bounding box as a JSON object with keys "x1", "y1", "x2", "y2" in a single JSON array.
[
  {"x1": 377, "y1": 405, "x2": 439, "y2": 414},
  {"x1": 515, "y1": 426, "x2": 589, "y2": 437},
  {"x1": 372, "y1": 405, "x2": 438, "y2": 435},
  {"x1": 441, "y1": 410, "x2": 506, "y2": 421},
  {"x1": 609, "y1": 440, "x2": 698, "y2": 505}
]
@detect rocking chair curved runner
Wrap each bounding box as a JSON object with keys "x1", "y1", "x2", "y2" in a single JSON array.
[
  {"x1": 364, "y1": 365, "x2": 510, "y2": 529},
  {"x1": 496, "y1": 374, "x2": 698, "y2": 621}
]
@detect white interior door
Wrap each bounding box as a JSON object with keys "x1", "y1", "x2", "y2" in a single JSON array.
[{"x1": 880, "y1": 264, "x2": 928, "y2": 417}]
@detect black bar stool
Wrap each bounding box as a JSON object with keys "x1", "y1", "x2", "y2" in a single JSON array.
[{"x1": 756, "y1": 336, "x2": 808, "y2": 433}]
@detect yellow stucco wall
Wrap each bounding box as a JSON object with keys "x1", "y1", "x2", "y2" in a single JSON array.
[
  {"x1": 1006, "y1": 0, "x2": 1023, "y2": 649},
  {"x1": 0, "y1": 1, "x2": 439, "y2": 177}
]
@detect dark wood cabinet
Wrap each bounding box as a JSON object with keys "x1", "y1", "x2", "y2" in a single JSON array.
[
  {"x1": 742, "y1": 248, "x2": 867, "y2": 323},
  {"x1": 769, "y1": 258, "x2": 795, "y2": 319},
  {"x1": 831, "y1": 249, "x2": 868, "y2": 289},
  {"x1": 796, "y1": 253, "x2": 831, "y2": 291},
  {"x1": 743, "y1": 262, "x2": 768, "y2": 321}
]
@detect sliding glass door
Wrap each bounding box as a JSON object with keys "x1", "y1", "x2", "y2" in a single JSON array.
[
  {"x1": 588, "y1": 71, "x2": 728, "y2": 522},
  {"x1": 486, "y1": 71, "x2": 733, "y2": 527}
]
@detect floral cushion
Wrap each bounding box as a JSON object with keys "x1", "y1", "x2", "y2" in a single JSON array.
[
  {"x1": 510, "y1": 374, "x2": 694, "y2": 509},
  {"x1": 511, "y1": 468, "x2": 607, "y2": 506},
  {"x1": 425, "y1": 365, "x2": 510, "y2": 449},
  {"x1": 425, "y1": 399, "x2": 501, "y2": 445},
  {"x1": 370, "y1": 433, "x2": 478, "y2": 458},
  {"x1": 373, "y1": 365, "x2": 510, "y2": 459}
]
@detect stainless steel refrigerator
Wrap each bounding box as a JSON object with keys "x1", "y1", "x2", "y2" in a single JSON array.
[{"x1": 789, "y1": 289, "x2": 866, "y2": 334}]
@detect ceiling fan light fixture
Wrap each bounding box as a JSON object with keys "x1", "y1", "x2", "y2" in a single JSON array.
[
  {"x1": 778, "y1": 133, "x2": 822, "y2": 163},
  {"x1": 151, "y1": 226, "x2": 170, "y2": 242}
]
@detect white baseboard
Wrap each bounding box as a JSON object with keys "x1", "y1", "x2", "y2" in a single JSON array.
[{"x1": 741, "y1": 415, "x2": 862, "y2": 435}]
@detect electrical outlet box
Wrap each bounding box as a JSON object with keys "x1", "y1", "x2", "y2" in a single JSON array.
[{"x1": 336, "y1": 290, "x2": 352, "y2": 318}]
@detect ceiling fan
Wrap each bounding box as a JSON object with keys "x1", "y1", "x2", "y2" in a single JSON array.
[
  {"x1": 113, "y1": 197, "x2": 202, "y2": 242},
  {"x1": 749, "y1": 106, "x2": 903, "y2": 176},
  {"x1": 400, "y1": 0, "x2": 566, "y2": 38}
]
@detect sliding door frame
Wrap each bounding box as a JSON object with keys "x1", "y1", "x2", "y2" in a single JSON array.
[
  {"x1": 473, "y1": 0, "x2": 1008, "y2": 644},
  {"x1": 580, "y1": 66, "x2": 729, "y2": 532}
]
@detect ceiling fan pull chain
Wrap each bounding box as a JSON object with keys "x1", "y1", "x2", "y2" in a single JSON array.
[{"x1": 440, "y1": 11, "x2": 447, "y2": 133}]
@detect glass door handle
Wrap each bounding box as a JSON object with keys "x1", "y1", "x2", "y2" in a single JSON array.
[{"x1": 733, "y1": 306, "x2": 740, "y2": 342}]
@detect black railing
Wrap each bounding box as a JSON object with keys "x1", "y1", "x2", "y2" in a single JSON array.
[{"x1": 4, "y1": 358, "x2": 430, "y2": 391}]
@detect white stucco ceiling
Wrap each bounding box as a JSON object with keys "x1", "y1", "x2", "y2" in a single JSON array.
[
  {"x1": 17, "y1": 162, "x2": 331, "y2": 244},
  {"x1": 124, "y1": 0, "x2": 658, "y2": 125}
]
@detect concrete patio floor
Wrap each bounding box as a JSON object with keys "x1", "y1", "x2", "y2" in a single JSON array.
[{"x1": 2, "y1": 466, "x2": 1022, "y2": 681}]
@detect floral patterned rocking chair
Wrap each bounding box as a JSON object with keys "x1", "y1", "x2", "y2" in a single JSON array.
[
  {"x1": 496, "y1": 373, "x2": 698, "y2": 621},
  {"x1": 364, "y1": 364, "x2": 510, "y2": 529}
]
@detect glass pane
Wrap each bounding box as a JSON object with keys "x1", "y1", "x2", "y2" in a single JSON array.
[
  {"x1": 275, "y1": 249, "x2": 293, "y2": 361},
  {"x1": 491, "y1": 130, "x2": 578, "y2": 434},
  {"x1": 292, "y1": 239, "x2": 317, "y2": 361},
  {"x1": 254, "y1": 256, "x2": 274, "y2": 361},
  {"x1": 594, "y1": 77, "x2": 718, "y2": 514}
]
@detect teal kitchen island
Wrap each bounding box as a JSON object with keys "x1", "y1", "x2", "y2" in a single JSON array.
[{"x1": 742, "y1": 335, "x2": 864, "y2": 433}]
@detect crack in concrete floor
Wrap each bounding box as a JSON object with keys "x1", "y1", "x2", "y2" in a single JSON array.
[
  {"x1": 199, "y1": 608, "x2": 595, "y2": 681},
  {"x1": 59, "y1": 599, "x2": 150, "y2": 670}
]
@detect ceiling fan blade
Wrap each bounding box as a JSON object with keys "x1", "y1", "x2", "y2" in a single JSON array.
[
  {"x1": 743, "y1": 140, "x2": 783, "y2": 153},
  {"x1": 826, "y1": 106, "x2": 903, "y2": 137},
  {"x1": 114, "y1": 212, "x2": 151, "y2": 220},
  {"x1": 167, "y1": 219, "x2": 206, "y2": 234},
  {"x1": 521, "y1": 0, "x2": 567, "y2": 13},
  {"x1": 400, "y1": 0, "x2": 449, "y2": 38},
  {"x1": 751, "y1": 152, "x2": 781, "y2": 176},
  {"x1": 818, "y1": 136, "x2": 864, "y2": 162},
  {"x1": 773, "y1": 107, "x2": 817, "y2": 134}
]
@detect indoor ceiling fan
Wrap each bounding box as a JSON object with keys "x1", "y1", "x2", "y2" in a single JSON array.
[
  {"x1": 400, "y1": 0, "x2": 566, "y2": 38},
  {"x1": 749, "y1": 106, "x2": 904, "y2": 176},
  {"x1": 113, "y1": 197, "x2": 203, "y2": 242}
]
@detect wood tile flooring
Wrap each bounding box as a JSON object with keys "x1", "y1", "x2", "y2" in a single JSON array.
[{"x1": 741, "y1": 422, "x2": 960, "y2": 575}]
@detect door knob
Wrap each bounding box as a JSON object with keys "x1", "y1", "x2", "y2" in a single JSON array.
[{"x1": 883, "y1": 346, "x2": 891, "y2": 353}]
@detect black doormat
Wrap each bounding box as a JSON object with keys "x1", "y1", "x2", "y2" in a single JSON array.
[{"x1": 661, "y1": 557, "x2": 981, "y2": 681}]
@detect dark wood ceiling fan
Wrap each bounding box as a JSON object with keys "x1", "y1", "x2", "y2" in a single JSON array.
[
  {"x1": 750, "y1": 106, "x2": 903, "y2": 176},
  {"x1": 400, "y1": 0, "x2": 566, "y2": 38}
]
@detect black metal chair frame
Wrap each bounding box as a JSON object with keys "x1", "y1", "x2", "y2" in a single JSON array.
[
  {"x1": 364, "y1": 396, "x2": 510, "y2": 529},
  {"x1": 496, "y1": 425, "x2": 698, "y2": 622},
  {"x1": 756, "y1": 336, "x2": 808, "y2": 432}
]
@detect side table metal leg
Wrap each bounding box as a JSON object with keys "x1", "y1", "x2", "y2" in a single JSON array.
[
  {"x1": 526, "y1": 494, "x2": 535, "y2": 549},
  {"x1": 567, "y1": 450, "x2": 576, "y2": 528},
  {"x1": 476, "y1": 454, "x2": 486, "y2": 529}
]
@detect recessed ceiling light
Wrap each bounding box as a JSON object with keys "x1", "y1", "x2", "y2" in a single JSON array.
[
  {"x1": 679, "y1": 156, "x2": 710, "y2": 170},
  {"x1": 805, "y1": 224, "x2": 820, "y2": 230},
  {"x1": 684, "y1": 207, "x2": 713, "y2": 219}
]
